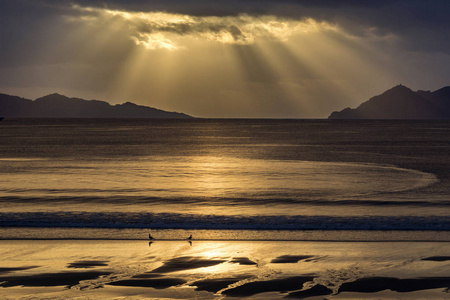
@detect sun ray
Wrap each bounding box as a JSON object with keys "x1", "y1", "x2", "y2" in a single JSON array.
[{"x1": 40, "y1": 4, "x2": 402, "y2": 118}]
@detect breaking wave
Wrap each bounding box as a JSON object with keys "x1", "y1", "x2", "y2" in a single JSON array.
[{"x1": 1, "y1": 212, "x2": 449, "y2": 231}]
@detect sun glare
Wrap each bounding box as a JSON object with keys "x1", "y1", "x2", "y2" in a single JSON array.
[{"x1": 70, "y1": 5, "x2": 338, "y2": 50}]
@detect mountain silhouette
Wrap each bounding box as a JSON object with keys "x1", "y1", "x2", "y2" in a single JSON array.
[
  {"x1": 0, "y1": 93, "x2": 193, "y2": 118},
  {"x1": 329, "y1": 85, "x2": 450, "y2": 119}
]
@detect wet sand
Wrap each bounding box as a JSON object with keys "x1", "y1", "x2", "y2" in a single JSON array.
[{"x1": 0, "y1": 240, "x2": 449, "y2": 299}]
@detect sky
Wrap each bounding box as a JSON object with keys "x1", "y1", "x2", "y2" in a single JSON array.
[{"x1": 1, "y1": 0, "x2": 449, "y2": 118}]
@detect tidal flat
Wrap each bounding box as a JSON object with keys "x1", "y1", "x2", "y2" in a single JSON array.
[{"x1": 0, "y1": 240, "x2": 449, "y2": 299}]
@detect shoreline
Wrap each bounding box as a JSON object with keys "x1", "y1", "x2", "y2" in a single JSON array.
[
  {"x1": 1, "y1": 228, "x2": 450, "y2": 242},
  {"x1": 1, "y1": 120, "x2": 449, "y2": 298}
]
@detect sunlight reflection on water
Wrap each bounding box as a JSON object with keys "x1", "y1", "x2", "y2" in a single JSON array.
[{"x1": 0, "y1": 156, "x2": 437, "y2": 199}]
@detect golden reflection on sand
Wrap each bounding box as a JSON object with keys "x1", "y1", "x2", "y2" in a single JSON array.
[{"x1": 0, "y1": 240, "x2": 449, "y2": 299}]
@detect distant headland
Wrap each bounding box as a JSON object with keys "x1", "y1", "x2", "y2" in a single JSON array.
[
  {"x1": 329, "y1": 85, "x2": 450, "y2": 119},
  {"x1": 0, "y1": 93, "x2": 193, "y2": 118}
]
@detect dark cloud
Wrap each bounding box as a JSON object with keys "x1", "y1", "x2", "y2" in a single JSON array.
[
  {"x1": 60, "y1": 0, "x2": 396, "y2": 15},
  {"x1": 2, "y1": 0, "x2": 449, "y2": 56},
  {"x1": 2, "y1": 0, "x2": 448, "y2": 52}
]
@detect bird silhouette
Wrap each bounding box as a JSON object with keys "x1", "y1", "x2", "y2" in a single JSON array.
[
  {"x1": 149, "y1": 233, "x2": 154, "y2": 240},
  {"x1": 187, "y1": 234, "x2": 192, "y2": 240}
]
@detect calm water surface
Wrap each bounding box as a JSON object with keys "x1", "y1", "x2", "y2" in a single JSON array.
[{"x1": 0, "y1": 119, "x2": 449, "y2": 239}]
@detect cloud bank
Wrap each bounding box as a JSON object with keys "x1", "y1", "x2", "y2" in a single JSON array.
[{"x1": 69, "y1": 5, "x2": 338, "y2": 50}]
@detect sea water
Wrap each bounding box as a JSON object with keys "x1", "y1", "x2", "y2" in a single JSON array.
[{"x1": 0, "y1": 119, "x2": 449, "y2": 240}]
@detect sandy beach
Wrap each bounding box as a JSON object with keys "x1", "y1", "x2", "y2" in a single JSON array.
[{"x1": 1, "y1": 239, "x2": 449, "y2": 299}]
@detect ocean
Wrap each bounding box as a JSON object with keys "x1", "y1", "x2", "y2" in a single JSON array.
[{"x1": 0, "y1": 119, "x2": 449, "y2": 241}]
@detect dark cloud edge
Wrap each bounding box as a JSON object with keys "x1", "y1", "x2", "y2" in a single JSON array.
[{"x1": 2, "y1": 0, "x2": 450, "y2": 53}]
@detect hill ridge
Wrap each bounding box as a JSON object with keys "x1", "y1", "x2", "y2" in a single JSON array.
[
  {"x1": 329, "y1": 84, "x2": 450, "y2": 119},
  {"x1": 0, "y1": 93, "x2": 193, "y2": 119}
]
